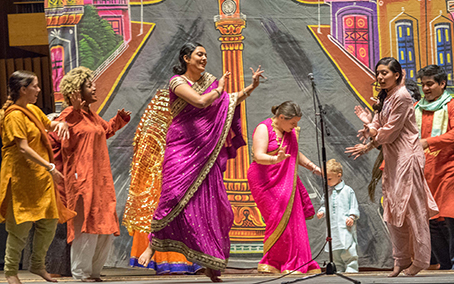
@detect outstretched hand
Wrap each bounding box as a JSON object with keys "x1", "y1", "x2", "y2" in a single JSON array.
[
  {"x1": 217, "y1": 71, "x2": 231, "y2": 94},
  {"x1": 70, "y1": 91, "x2": 86, "y2": 110},
  {"x1": 354, "y1": 105, "x2": 373, "y2": 124},
  {"x1": 117, "y1": 108, "x2": 131, "y2": 120},
  {"x1": 276, "y1": 145, "x2": 291, "y2": 163},
  {"x1": 54, "y1": 121, "x2": 70, "y2": 140},
  {"x1": 250, "y1": 66, "x2": 266, "y2": 89},
  {"x1": 345, "y1": 143, "x2": 368, "y2": 160}
]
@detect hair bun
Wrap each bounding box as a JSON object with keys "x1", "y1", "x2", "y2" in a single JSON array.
[{"x1": 271, "y1": 105, "x2": 279, "y2": 115}]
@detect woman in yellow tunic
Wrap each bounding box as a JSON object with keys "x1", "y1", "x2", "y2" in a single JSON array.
[{"x1": 0, "y1": 71, "x2": 71, "y2": 284}]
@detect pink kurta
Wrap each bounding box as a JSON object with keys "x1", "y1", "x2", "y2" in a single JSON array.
[
  {"x1": 369, "y1": 86, "x2": 438, "y2": 227},
  {"x1": 368, "y1": 86, "x2": 438, "y2": 268},
  {"x1": 51, "y1": 107, "x2": 129, "y2": 243}
]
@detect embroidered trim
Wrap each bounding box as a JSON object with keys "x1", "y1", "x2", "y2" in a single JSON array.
[
  {"x1": 263, "y1": 127, "x2": 300, "y2": 253},
  {"x1": 169, "y1": 73, "x2": 217, "y2": 117},
  {"x1": 169, "y1": 76, "x2": 187, "y2": 92},
  {"x1": 150, "y1": 79, "x2": 238, "y2": 232},
  {"x1": 152, "y1": 237, "x2": 228, "y2": 271},
  {"x1": 257, "y1": 263, "x2": 280, "y2": 274}
]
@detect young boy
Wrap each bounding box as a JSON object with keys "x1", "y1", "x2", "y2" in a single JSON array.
[{"x1": 317, "y1": 159, "x2": 360, "y2": 273}]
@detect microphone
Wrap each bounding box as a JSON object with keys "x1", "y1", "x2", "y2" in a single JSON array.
[{"x1": 308, "y1": 73, "x2": 314, "y2": 80}]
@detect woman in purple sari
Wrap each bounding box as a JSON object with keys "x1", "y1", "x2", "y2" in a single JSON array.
[
  {"x1": 248, "y1": 101, "x2": 321, "y2": 274},
  {"x1": 138, "y1": 42, "x2": 264, "y2": 282}
]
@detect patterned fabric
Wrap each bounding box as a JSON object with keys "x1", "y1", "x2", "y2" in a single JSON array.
[{"x1": 149, "y1": 73, "x2": 245, "y2": 271}]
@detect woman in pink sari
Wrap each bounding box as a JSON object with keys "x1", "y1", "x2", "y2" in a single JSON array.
[
  {"x1": 138, "y1": 42, "x2": 265, "y2": 282},
  {"x1": 248, "y1": 101, "x2": 321, "y2": 274}
]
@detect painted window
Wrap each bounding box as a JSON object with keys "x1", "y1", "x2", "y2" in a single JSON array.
[
  {"x1": 108, "y1": 19, "x2": 122, "y2": 35},
  {"x1": 435, "y1": 23, "x2": 453, "y2": 85},
  {"x1": 396, "y1": 20, "x2": 417, "y2": 80},
  {"x1": 343, "y1": 15, "x2": 370, "y2": 67},
  {"x1": 51, "y1": 46, "x2": 64, "y2": 92}
]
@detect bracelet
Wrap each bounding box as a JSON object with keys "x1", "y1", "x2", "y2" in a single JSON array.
[
  {"x1": 243, "y1": 88, "x2": 250, "y2": 97},
  {"x1": 47, "y1": 163, "x2": 55, "y2": 172},
  {"x1": 312, "y1": 166, "x2": 320, "y2": 174},
  {"x1": 214, "y1": 89, "x2": 221, "y2": 98},
  {"x1": 269, "y1": 155, "x2": 277, "y2": 164}
]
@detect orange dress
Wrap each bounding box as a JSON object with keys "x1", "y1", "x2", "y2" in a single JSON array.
[
  {"x1": 0, "y1": 104, "x2": 59, "y2": 224},
  {"x1": 53, "y1": 106, "x2": 128, "y2": 242},
  {"x1": 421, "y1": 99, "x2": 454, "y2": 219}
]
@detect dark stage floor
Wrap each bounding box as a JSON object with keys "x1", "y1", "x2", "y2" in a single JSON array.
[{"x1": 2, "y1": 268, "x2": 454, "y2": 283}]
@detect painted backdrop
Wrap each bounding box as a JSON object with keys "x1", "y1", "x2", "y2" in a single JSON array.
[{"x1": 44, "y1": 0, "x2": 454, "y2": 269}]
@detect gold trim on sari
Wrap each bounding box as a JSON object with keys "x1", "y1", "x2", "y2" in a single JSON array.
[
  {"x1": 123, "y1": 73, "x2": 217, "y2": 234},
  {"x1": 258, "y1": 263, "x2": 281, "y2": 274},
  {"x1": 263, "y1": 127, "x2": 300, "y2": 253},
  {"x1": 169, "y1": 73, "x2": 216, "y2": 117},
  {"x1": 150, "y1": 74, "x2": 238, "y2": 232},
  {"x1": 152, "y1": 237, "x2": 228, "y2": 271}
]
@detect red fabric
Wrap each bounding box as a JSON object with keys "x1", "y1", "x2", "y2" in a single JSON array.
[
  {"x1": 52, "y1": 107, "x2": 129, "y2": 242},
  {"x1": 422, "y1": 100, "x2": 454, "y2": 219}
]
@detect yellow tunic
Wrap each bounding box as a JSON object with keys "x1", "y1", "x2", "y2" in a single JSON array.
[{"x1": 0, "y1": 104, "x2": 59, "y2": 224}]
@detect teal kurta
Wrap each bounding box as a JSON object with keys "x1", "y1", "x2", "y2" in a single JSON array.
[{"x1": 318, "y1": 181, "x2": 360, "y2": 251}]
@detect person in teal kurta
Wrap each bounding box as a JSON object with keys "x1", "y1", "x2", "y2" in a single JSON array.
[{"x1": 317, "y1": 159, "x2": 360, "y2": 273}]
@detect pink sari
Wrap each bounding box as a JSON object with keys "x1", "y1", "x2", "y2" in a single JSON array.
[{"x1": 248, "y1": 118, "x2": 320, "y2": 273}]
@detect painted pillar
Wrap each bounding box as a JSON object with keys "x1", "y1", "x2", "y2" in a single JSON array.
[{"x1": 215, "y1": 0, "x2": 266, "y2": 250}]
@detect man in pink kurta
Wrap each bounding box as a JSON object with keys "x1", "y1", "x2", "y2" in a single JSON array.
[
  {"x1": 416, "y1": 65, "x2": 454, "y2": 269},
  {"x1": 368, "y1": 85, "x2": 438, "y2": 270}
]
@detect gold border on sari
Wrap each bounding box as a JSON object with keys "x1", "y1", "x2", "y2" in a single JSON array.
[
  {"x1": 152, "y1": 237, "x2": 228, "y2": 271},
  {"x1": 150, "y1": 75, "x2": 238, "y2": 232},
  {"x1": 169, "y1": 73, "x2": 216, "y2": 117},
  {"x1": 263, "y1": 127, "x2": 300, "y2": 253},
  {"x1": 257, "y1": 263, "x2": 281, "y2": 274}
]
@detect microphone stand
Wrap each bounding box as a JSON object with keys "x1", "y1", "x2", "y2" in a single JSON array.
[{"x1": 282, "y1": 74, "x2": 360, "y2": 284}]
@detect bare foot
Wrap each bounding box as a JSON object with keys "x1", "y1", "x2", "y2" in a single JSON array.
[
  {"x1": 403, "y1": 264, "x2": 423, "y2": 276},
  {"x1": 6, "y1": 275, "x2": 22, "y2": 284},
  {"x1": 205, "y1": 268, "x2": 223, "y2": 282},
  {"x1": 81, "y1": 278, "x2": 96, "y2": 282},
  {"x1": 138, "y1": 245, "x2": 155, "y2": 267},
  {"x1": 29, "y1": 269, "x2": 58, "y2": 282},
  {"x1": 388, "y1": 263, "x2": 411, "y2": 277}
]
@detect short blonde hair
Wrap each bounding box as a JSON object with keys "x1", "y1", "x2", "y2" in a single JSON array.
[
  {"x1": 326, "y1": 159, "x2": 343, "y2": 175},
  {"x1": 59, "y1": 66, "x2": 92, "y2": 108}
]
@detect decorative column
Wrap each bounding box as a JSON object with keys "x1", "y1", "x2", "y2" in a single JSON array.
[{"x1": 215, "y1": 0, "x2": 266, "y2": 253}]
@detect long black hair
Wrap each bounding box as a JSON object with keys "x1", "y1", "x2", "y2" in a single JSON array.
[
  {"x1": 173, "y1": 42, "x2": 204, "y2": 75},
  {"x1": 373, "y1": 57, "x2": 402, "y2": 113}
]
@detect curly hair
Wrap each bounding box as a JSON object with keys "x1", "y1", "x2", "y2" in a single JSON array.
[
  {"x1": 326, "y1": 158, "x2": 343, "y2": 175},
  {"x1": 59, "y1": 66, "x2": 93, "y2": 108}
]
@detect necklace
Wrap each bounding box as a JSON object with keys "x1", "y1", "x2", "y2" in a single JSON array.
[{"x1": 271, "y1": 119, "x2": 283, "y2": 147}]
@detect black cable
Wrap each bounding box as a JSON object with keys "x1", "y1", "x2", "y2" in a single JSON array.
[{"x1": 249, "y1": 240, "x2": 328, "y2": 284}]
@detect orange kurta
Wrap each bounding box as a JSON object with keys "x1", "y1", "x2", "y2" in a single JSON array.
[
  {"x1": 421, "y1": 99, "x2": 454, "y2": 219},
  {"x1": 0, "y1": 104, "x2": 59, "y2": 224},
  {"x1": 53, "y1": 107, "x2": 129, "y2": 243}
]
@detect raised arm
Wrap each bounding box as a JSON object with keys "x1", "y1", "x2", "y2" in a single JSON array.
[
  {"x1": 173, "y1": 72, "x2": 229, "y2": 108},
  {"x1": 236, "y1": 66, "x2": 266, "y2": 105}
]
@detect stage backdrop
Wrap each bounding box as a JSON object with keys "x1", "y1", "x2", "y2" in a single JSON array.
[{"x1": 44, "y1": 0, "x2": 454, "y2": 269}]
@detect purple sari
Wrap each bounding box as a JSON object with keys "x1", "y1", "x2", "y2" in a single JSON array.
[
  {"x1": 149, "y1": 73, "x2": 245, "y2": 271},
  {"x1": 248, "y1": 118, "x2": 320, "y2": 273}
]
